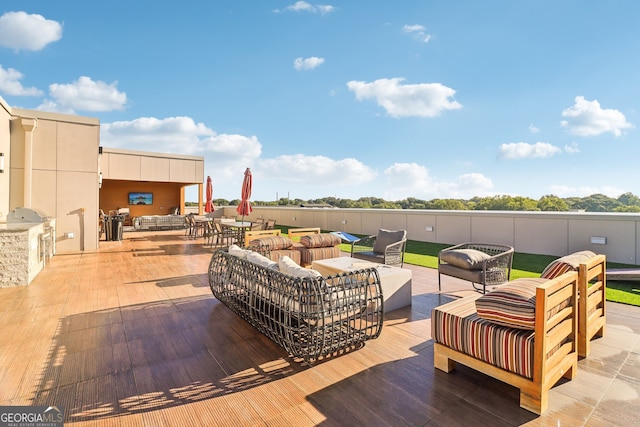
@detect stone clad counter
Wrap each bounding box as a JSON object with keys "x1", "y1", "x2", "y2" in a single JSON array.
[{"x1": 0, "y1": 219, "x2": 56, "y2": 287}]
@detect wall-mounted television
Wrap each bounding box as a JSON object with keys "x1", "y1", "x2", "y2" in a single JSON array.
[{"x1": 128, "y1": 192, "x2": 153, "y2": 205}]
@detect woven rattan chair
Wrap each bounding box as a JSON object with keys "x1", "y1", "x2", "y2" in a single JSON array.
[
  {"x1": 351, "y1": 229, "x2": 407, "y2": 267},
  {"x1": 438, "y1": 242, "x2": 514, "y2": 293}
]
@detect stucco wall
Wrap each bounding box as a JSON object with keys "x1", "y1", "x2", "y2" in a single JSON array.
[
  {"x1": 0, "y1": 98, "x2": 11, "y2": 219},
  {"x1": 9, "y1": 109, "x2": 100, "y2": 253}
]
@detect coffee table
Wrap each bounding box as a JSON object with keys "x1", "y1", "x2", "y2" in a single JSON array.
[{"x1": 311, "y1": 257, "x2": 412, "y2": 313}]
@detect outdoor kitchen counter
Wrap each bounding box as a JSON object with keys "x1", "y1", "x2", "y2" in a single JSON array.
[{"x1": 0, "y1": 219, "x2": 56, "y2": 287}]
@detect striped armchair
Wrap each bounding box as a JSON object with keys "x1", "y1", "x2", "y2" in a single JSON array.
[{"x1": 433, "y1": 272, "x2": 579, "y2": 414}]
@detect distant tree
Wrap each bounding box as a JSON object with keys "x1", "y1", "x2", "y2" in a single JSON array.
[
  {"x1": 618, "y1": 192, "x2": 640, "y2": 207},
  {"x1": 427, "y1": 199, "x2": 469, "y2": 210},
  {"x1": 474, "y1": 195, "x2": 539, "y2": 211},
  {"x1": 537, "y1": 195, "x2": 569, "y2": 211},
  {"x1": 579, "y1": 194, "x2": 621, "y2": 212},
  {"x1": 615, "y1": 205, "x2": 640, "y2": 212}
]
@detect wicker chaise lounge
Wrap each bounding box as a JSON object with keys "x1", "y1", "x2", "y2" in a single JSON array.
[{"x1": 208, "y1": 247, "x2": 384, "y2": 363}]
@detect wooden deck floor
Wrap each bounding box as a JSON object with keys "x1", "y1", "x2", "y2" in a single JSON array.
[{"x1": 2, "y1": 230, "x2": 640, "y2": 426}]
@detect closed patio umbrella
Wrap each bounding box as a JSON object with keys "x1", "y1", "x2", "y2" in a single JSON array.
[
  {"x1": 236, "y1": 167, "x2": 253, "y2": 222},
  {"x1": 205, "y1": 176, "x2": 215, "y2": 213}
]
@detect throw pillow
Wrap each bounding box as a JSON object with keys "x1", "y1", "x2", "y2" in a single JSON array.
[
  {"x1": 440, "y1": 249, "x2": 491, "y2": 271},
  {"x1": 475, "y1": 278, "x2": 546, "y2": 330},
  {"x1": 372, "y1": 229, "x2": 406, "y2": 254},
  {"x1": 300, "y1": 233, "x2": 342, "y2": 248},
  {"x1": 541, "y1": 250, "x2": 597, "y2": 279},
  {"x1": 252, "y1": 235, "x2": 293, "y2": 250},
  {"x1": 246, "y1": 251, "x2": 278, "y2": 270},
  {"x1": 278, "y1": 256, "x2": 322, "y2": 278},
  {"x1": 228, "y1": 244, "x2": 249, "y2": 259}
]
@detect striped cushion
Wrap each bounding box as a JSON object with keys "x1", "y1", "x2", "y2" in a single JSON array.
[
  {"x1": 253, "y1": 236, "x2": 293, "y2": 250},
  {"x1": 475, "y1": 279, "x2": 547, "y2": 330},
  {"x1": 432, "y1": 295, "x2": 535, "y2": 378},
  {"x1": 267, "y1": 249, "x2": 301, "y2": 265},
  {"x1": 299, "y1": 246, "x2": 341, "y2": 266},
  {"x1": 300, "y1": 233, "x2": 341, "y2": 248},
  {"x1": 541, "y1": 250, "x2": 596, "y2": 279}
]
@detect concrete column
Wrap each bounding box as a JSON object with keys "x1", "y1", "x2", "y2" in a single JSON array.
[{"x1": 19, "y1": 118, "x2": 37, "y2": 208}]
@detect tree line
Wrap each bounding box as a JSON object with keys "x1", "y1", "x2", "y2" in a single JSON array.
[{"x1": 192, "y1": 192, "x2": 640, "y2": 212}]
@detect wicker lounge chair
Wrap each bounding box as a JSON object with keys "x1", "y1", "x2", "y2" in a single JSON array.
[
  {"x1": 351, "y1": 229, "x2": 407, "y2": 267},
  {"x1": 438, "y1": 242, "x2": 514, "y2": 293}
]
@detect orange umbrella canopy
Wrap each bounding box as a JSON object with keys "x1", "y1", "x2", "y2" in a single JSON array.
[
  {"x1": 205, "y1": 176, "x2": 215, "y2": 213},
  {"x1": 236, "y1": 168, "x2": 253, "y2": 218}
]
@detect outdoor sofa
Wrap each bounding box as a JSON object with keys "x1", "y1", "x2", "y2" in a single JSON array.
[
  {"x1": 134, "y1": 214, "x2": 186, "y2": 231},
  {"x1": 208, "y1": 246, "x2": 384, "y2": 363},
  {"x1": 246, "y1": 228, "x2": 342, "y2": 267}
]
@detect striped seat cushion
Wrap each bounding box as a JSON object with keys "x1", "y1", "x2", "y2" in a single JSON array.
[
  {"x1": 541, "y1": 250, "x2": 597, "y2": 279},
  {"x1": 298, "y1": 246, "x2": 341, "y2": 266},
  {"x1": 432, "y1": 295, "x2": 535, "y2": 378}
]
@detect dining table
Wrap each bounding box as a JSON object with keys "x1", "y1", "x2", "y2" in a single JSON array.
[{"x1": 219, "y1": 221, "x2": 252, "y2": 246}]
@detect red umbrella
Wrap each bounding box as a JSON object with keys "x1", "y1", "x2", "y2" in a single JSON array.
[
  {"x1": 205, "y1": 176, "x2": 215, "y2": 213},
  {"x1": 236, "y1": 167, "x2": 253, "y2": 221}
]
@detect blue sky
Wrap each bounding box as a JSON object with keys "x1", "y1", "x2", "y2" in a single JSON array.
[{"x1": 1, "y1": 1, "x2": 638, "y2": 202}]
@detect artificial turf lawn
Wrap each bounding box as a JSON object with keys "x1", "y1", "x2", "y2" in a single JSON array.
[{"x1": 336, "y1": 237, "x2": 640, "y2": 307}]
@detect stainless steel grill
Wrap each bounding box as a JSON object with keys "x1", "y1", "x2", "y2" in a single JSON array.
[{"x1": 7, "y1": 207, "x2": 52, "y2": 223}]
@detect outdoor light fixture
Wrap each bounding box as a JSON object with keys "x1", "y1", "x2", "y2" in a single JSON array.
[
  {"x1": 0, "y1": 152, "x2": 4, "y2": 173},
  {"x1": 591, "y1": 236, "x2": 606, "y2": 245}
]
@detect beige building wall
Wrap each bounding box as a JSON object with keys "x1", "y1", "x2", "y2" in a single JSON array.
[
  {"x1": 0, "y1": 98, "x2": 11, "y2": 219},
  {"x1": 229, "y1": 206, "x2": 640, "y2": 264},
  {"x1": 8, "y1": 107, "x2": 100, "y2": 253}
]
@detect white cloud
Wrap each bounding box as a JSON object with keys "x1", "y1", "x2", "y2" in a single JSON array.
[
  {"x1": 383, "y1": 163, "x2": 493, "y2": 200},
  {"x1": 402, "y1": 24, "x2": 431, "y2": 43},
  {"x1": 101, "y1": 116, "x2": 262, "y2": 182},
  {"x1": 549, "y1": 184, "x2": 625, "y2": 198},
  {"x1": 528, "y1": 123, "x2": 540, "y2": 133},
  {"x1": 257, "y1": 154, "x2": 375, "y2": 185},
  {"x1": 276, "y1": 2, "x2": 336, "y2": 14},
  {"x1": 0, "y1": 11, "x2": 62, "y2": 51},
  {"x1": 561, "y1": 96, "x2": 633, "y2": 137},
  {"x1": 347, "y1": 77, "x2": 462, "y2": 118},
  {"x1": 564, "y1": 142, "x2": 580, "y2": 154},
  {"x1": 38, "y1": 76, "x2": 127, "y2": 113},
  {"x1": 294, "y1": 56, "x2": 325, "y2": 71},
  {"x1": 0, "y1": 65, "x2": 43, "y2": 96},
  {"x1": 499, "y1": 142, "x2": 562, "y2": 159}
]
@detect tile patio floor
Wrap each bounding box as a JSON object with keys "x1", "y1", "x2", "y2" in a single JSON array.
[{"x1": 1, "y1": 230, "x2": 640, "y2": 426}]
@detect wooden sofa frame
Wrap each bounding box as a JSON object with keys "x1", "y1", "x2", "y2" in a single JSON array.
[
  {"x1": 208, "y1": 249, "x2": 384, "y2": 363},
  {"x1": 244, "y1": 229, "x2": 281, "y2": 247},
  {"x1": 578, "y1": 254, "x2": 606, "y2": 357},
  {"x1": 287, "y1": 227, "x2": 321, "y2": 240},
  {"x1": 433, "y1": 271, "x2": 579, "y2": 414}
]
